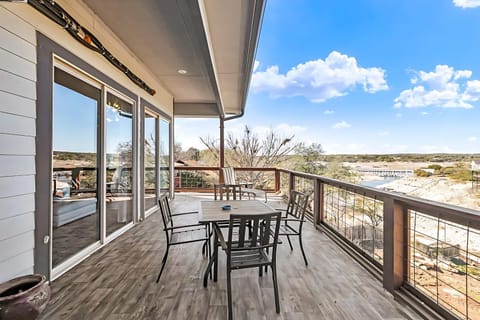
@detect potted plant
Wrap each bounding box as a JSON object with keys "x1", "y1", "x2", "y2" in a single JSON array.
[{"x1": 0, "y1": 274, "x2": 50, "y2": 320}]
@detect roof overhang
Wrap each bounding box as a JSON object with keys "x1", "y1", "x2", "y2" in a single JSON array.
[{"x1": 82, "y1": 0, "x2": 265, "y2": 118}]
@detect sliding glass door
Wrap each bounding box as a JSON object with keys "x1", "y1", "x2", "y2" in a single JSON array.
[
  {"x1": 105, "y1": 92, "x2": 134, "y2": 236},
  {"x1": 159, "y1": 119, "x2": 170, "y2": 194},
  {"x1": 144, "y1": 110, "x2": 158, "y2": 212},
  {"x1": 52, "y1": 67, "x2": 101, "y2": 268}
]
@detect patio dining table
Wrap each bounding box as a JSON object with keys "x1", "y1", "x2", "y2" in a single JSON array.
[{"x1": 199, "y1": 200, "x2": 278, "y2": 286}]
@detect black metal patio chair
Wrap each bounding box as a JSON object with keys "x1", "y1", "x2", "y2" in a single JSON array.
[
  {"x1": 275, "y1": 190, "x2": 310, "y2": 266},
  {"x1": 215, "y1": 211, "x2": 282, "y2": 320},
  {"x1": 156, "y1": 194, "x2": 210, "y2": 283}
]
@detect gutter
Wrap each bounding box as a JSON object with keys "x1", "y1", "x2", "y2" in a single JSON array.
[{"x1": 225, "y1": 0, "x2": 266, "y2": 122}]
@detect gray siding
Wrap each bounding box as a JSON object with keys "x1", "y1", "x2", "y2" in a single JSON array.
[{"x1": 0, "y1": 6, "x2": 36, "y2": 282}]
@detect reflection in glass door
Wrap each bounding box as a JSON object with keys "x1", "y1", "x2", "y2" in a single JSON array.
[
  {"x1": 159, "y1": 119, "x2": 170, "y2": 193},
  {"x1": 105, "y1": 92, "x2": 134, "y2": 235},
  {"x1": 144, "y1": 111, "x2": 157, "y2": 212},
  {"x1": 52, "y1": 67, "x2": 101, "y2": 267}
]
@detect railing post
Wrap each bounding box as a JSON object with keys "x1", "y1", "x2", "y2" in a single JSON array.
[
  {"x1": 274, "y1": 169, "x2": 280, "y2": 193},
  {"x1": 313, "y1": 179, "x2": 324, "y2": 226},
  {"x1": 383, "y1": 198, "x2": 405, "y2": 293},
  {"x1": 288, "y1": 172, "x2": 294, "y2": 195}
]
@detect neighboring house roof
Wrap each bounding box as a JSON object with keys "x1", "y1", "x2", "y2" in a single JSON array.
[{"x1": 83, "y1": 0, "x2": 265, "y2": 119}]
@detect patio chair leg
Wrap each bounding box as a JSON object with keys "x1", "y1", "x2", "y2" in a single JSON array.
[
  {"x1": 156, "y1": 246, "x2": 170, "y2": 283},
  {"x1": 227, "y1": 269, "x2": 233, "y2": 320},
  {"x1": 299, "y1": 234, "x2": 308, "y2": 266},
  {"x1": 286, "y1": 235, "x2": 293, "y2": 251},
  {"x1": 271, "y1": 263, "x2": 280, "y2": 314}
]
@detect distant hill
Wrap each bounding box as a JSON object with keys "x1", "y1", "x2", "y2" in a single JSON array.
[{"x1": 320, "y1": 153, "x2": 480, "y2": 163}]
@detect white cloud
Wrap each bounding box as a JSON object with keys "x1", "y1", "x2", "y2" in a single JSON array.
[
  {"x1": 378, "y1": 131, "x2": 390, "y2": 136},
  {"x1": 249, "y1": 123, "x2": 307, "y2": 138},
  {"x1": 332, "y1": 121, "x2": 351, "y2": 129},
  {"x1": 394, "y1": 65, "x2": 480, "y2": 109},
  {"x1": 468, "y1": 136, "x2": 478, "y2": 142},
  {"x1": 251, "y1": 51, "x2": 388, "y2": 103},
  {"x1": 395, "y1": 112, "x2": 403, "y2": 118},
  {"x1": 324, "y1": 109, "x2": 335, "y2": 115},
  {"x1": 421, "y1": 111, "x2": 429, "y2": 115},
  {"x1": 453, "y1": 0, "x2": 480, "y2": 8}
]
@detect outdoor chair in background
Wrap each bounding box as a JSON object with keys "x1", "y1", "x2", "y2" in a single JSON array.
[
  {"x1": 215, "y1": 212, "x2": 282, "y2": 320},
  {"x1": 156, "y1": 194, "x2": 210, "y2": 283},
  {"x1": 220, "y1": 167, "x2": 267, "y2": 202},
  {"x1": 275, "y1": 190, "x2": 310, "y2": 266}
]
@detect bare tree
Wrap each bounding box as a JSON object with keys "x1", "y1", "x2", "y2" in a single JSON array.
[{"x1": 201, "y1": 125, "x2": 299, "y2": 187}]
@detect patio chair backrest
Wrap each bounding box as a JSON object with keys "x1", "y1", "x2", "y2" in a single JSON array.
[
  {"x1": 286, "y1": 190, "x2": 309, "y2": 222},
  {"x1": 222, "y1": 167, "x2": 237, "y2": 185},
  {"x1": 227, "y1": 211, "x2": 282, "y2": 258},
  {"x1": 158, "y1": 194, "x2": 173, "y2": 232}
]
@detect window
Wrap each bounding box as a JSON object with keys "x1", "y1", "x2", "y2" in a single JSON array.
[
  {"x1": 144, "y1": 110, "x2": 158, "y2": 211},
  {"x1": 52, "y1": 67, "x2": 101, "y2": 267},
  {"x1": 105, "y1": 92, "x2": 134, "y2": 235}
]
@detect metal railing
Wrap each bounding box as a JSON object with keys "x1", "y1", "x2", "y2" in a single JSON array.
[
  {"x1": 173, "y1": 166, "x2": 280, "y2": 193},
  {"x1": 279, "y1": 168, "x2": 480, "y2": 320}
]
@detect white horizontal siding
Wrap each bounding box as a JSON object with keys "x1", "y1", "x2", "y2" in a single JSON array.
[
  {"x1": 0, "y1": 26, "x2": 35, "y2": 63},
  {"x1": 0, "y1": 69, "x2": 36, "y2": 100},
  {"x1": 0, "y1": 193, "x2": 35, "y2": 220},
  {"x1": 0, "y1": 112, "x2": 35, "y2": 136},
  {"x1": 0, "y1": 6, "x2": 36, "y2": 45},
  {"x1": 0, "y1": 134, "x2": 35, "y2": 155},
  {"x1": 0, "y1": 155, "x2": 35, "y2": 177},
  {"x1": 0, "y1": 211, "x2": 34, "y2": 241},
  {"x1": 0, "y1": 230, "x2": 34, "y2": 263},
  {"x1": 0, "y1": 250, "x2": 34, "y2": 283},
  {"x1": 0, "y1": 175, "x2": 35, "y2": 198},
  {"x1": 0, "y1": 47, "x2": 36, "y2": 81},
  {"x1": 0, "y1": 90, "x2": 35, "y2": 118},
  {"x1": 0, "y1": 6, "x2": 36, "y2": 282}
]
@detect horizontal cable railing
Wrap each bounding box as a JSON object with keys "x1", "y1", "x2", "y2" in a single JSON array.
[
  {"x1": 173, "y1": 166, "x2": 279, "y2": 193},
  {"x1": 278, "y1": 168, "x2": 480, "y2": 320}
]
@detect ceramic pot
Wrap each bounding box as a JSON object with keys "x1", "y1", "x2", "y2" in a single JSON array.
[{"x1": 0, "y1": 274, "x2": 50, "y2": 320}]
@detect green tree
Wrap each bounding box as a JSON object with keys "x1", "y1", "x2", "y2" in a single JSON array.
[{"x1": 294, "y1": 143, "x2": 325, "y2": 174}]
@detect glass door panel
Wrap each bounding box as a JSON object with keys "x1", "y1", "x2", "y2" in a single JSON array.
[
  {"x1": 144, "y1": 111, "x2": 157, "y2": 211},
  {"x1": 159, "y1": 119, "x2": 170, "y2": 193},
  {"x1": 52, "y1": 67, "x2": 100, "y2": 268},
  {"x1": 106, "y1": 92, "x2": 134, "y2": 235}
]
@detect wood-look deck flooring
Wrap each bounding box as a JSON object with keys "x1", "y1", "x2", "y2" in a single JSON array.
[{"x1": 39, "y1": 194, "x2": 420, "y2": 320}]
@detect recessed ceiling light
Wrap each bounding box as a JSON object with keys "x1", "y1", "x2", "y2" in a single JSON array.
[{"x1": 177, "y1": 69, "x2": 188, "y2": 75}]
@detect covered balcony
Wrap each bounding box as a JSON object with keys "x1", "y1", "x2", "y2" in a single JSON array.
[{"x1": 0, "y1": 1, "x2": 479, "y2": 320}]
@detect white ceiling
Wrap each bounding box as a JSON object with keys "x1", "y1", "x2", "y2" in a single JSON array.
[{"x1": 83, "y1": 0, "x2": 265, "y2": 118}]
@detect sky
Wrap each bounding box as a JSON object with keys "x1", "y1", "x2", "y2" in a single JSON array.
[{"x1": 175, "y1": 0, "x2": 480, "y2": 154}]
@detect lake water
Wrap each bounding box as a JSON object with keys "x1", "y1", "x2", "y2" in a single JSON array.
[{"x1": 360, "y1": 177, "x2": 399, "y2": 188}]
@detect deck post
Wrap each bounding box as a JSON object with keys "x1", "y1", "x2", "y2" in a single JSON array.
[
  {"x1": 383, "y1": 198, "x2": 405, "y2": 293},
  {"x1": 219, "y1": 117, "x2": 225, "y2": 183},
  {"x1": 274, "y1": 169, "x2": 280, "y2": 192},
  {"x1": 314, "y1": 179, "x2": 324, "y2": 225},
  {"x1": 288, "y1": 172, "x2": 294, "y2": 195}
]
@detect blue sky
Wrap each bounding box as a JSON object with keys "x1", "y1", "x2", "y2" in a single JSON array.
[{"x1": 176, "y1": 0, "x2": 480, "y2": 154}]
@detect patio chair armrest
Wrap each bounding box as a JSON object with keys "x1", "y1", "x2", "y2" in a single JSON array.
[
  {"x1": 164, "y1": 223, "x2": 205, "y2": 231},
  {"x1": 213, "y1": 224, "x2": 228, "y2": 251},
  {"x1": 171, "y1": 211, "x2": 198, "y2": 216}
]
